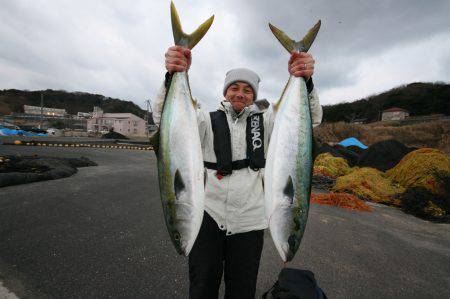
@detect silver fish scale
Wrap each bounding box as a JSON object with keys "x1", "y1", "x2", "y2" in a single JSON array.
[{"x1": 265, "y1": 76, "x2": 313, "y2": 262}]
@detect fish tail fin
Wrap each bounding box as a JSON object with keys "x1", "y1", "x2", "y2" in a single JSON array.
[
  {"x1": 268, "y1": 20, "x2": 321, "y2": 53},
  {"x1": 171, "y1": 1, "x2": 214, "y2": 49}
]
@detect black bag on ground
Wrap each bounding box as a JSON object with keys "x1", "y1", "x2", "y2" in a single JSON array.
[{"x1": 263, "y1": 268, "x2": 327, "y2": 299}]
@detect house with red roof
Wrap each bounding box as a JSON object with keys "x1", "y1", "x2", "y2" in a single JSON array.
[{"x1": 381, "y1": 107, "x2": 410, "y2": 121}]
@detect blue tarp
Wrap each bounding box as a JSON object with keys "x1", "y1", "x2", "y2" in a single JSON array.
[
  {"x1": 0, "y1": 126, "x2": 47, "y2": 137},
  {"x1": 338, "y1": 137, "x2": 368, "y2": 149}
]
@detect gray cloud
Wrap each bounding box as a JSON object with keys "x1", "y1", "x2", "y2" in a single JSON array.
[{"x1": 0, "y1": 0, "x2": 449, "y2": 112}]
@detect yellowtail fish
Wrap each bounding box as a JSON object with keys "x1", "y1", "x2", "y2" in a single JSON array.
[
  {"x1": 154, "y1": 1, "x2": 213, "y2": 255},
  {"x1": 265, "y1": 20, "x2": 321, "y2": 262}
]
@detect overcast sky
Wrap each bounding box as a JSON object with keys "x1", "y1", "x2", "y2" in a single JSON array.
[{"x1": 1, "y1": 0, "x2": 449, "y2": 111}]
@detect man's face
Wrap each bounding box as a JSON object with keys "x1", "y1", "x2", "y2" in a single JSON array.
[{"x1": 225, "y1": 82, "x2": 254, "y2": 113}]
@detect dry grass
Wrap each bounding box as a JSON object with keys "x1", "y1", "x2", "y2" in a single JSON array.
[{"x1": 314, "y1": 120, "x2": 450, "y2": 153}]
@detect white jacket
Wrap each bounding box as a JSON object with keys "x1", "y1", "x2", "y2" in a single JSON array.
[{"x1": 152, "y1": 81, "x2": 323, "y2": 235}]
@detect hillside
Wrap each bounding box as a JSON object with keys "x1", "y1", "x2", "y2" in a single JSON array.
[
  {"x1": 0, "y1": 89, "x2": 146, "y2": 118},
  {"x1": 322, "y1": 82, "x2": 450, "y2": 123}
]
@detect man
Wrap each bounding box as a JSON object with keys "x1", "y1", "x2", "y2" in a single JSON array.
[{"x1": 152, "y1": 45, "x2": 322, "y2": 298}]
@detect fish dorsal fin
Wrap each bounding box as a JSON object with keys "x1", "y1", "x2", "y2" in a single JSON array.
[
  {"x1": 174, "y1": 169, "x2": 186, "y2": 200},
  {"x1": 170, "y1": 1, "x2": 214, "y2": 50},
  {"x1": 149, "y1": 129, "x2": 160, "y2": 156},
  {"x1": 268, "y1": 20, "x2": 321, "y2": 53},
  {"x1": 283, "y1": 175, "x2": 295, "y2": 204},
  {"x1": 272, "y1": 76, "x2": 292, "y2": 113}
]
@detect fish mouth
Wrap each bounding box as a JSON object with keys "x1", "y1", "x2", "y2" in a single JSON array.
[{"x1": 284, "y1": 250, "x2": 294, "y2": 263}]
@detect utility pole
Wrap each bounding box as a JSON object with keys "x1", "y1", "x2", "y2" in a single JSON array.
[{"x1": 39, "y1": 93, "x2": 44, "y2": 129}]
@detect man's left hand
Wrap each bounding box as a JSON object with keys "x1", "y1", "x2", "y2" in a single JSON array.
[{"x1": 288, "y1": 52, "x2": 315, "y2": 81}]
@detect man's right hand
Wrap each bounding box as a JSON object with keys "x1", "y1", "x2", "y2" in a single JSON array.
[{"x1": 165, "y1": 46, "x2": 191, "y2": 74}]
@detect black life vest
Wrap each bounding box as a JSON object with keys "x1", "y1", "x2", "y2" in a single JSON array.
[{"x1": 204, "y1": 110, "x2": 265, "y2": 176}]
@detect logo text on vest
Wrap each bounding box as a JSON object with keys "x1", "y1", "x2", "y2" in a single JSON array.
[{"x1": 251, "y1": 116, "x2": 262, "y2": 150}]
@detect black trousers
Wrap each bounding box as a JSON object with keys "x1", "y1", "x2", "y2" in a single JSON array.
[{"x1": 189, "y1": 212, "x2": 264, "y2": 299}]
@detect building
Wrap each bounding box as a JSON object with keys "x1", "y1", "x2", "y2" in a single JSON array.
[
  {"x1": 23, "y1": 105, "x2": 66, "y2": 117},
  {"x1": 87, "y1": 107, "x2": 147, "y2": 137},
  {"x1": 381, "y1": 107, "x2": 410, "y2": 121},
  {"x1": 77, "y1": 112, "x2": 92, "y2": 118}
]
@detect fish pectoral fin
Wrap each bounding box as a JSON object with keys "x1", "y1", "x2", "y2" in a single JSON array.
[
  {"x1": 171, "y1": 1, "x2": 214, "y2": 50},
  {"x1": 191, "y1": 97, "x2": 198, "y2": 109},
  {"x1": 174, "y1": 169, "x2": 186, "y2": 200},
  {"x1": 283, "y1": 175, "x2": 295, "y2": 205},
  {"x1": 268, "y1": 20, "x2": 321, "y2": 53}
]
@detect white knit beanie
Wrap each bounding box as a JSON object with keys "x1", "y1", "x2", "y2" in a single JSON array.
[{"x1": 223, "y1": 68, "x2": 261, "y2": 100}]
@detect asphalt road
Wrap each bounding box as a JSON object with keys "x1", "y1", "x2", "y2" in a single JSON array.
[{"x1": 0, "y1": 145, "x2": 449, "y2": 298}]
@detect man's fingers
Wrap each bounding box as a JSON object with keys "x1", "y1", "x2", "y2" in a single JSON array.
[
  {"x1": 290, "y1": 59, "x2": 308, "y2": 68},
  {"x1": 290, "y1": 64, "x2": 314, "y2": 73},
  {"x1": 166, "y1": 58, "x2": 188, "y2": 68},
  {"x1": 166, "y1": 63, "x2": 187, "y2": 72},
  {"x1": 288, "y1": 51, "x2": 314, "y2": 79},
  {"x1": 183, "y1": 49, "x2": 192, "y2": 67},
  {"x1": 291, "y1": 70, "x2": 313, "y2": 78},
  {"x1": 290, "y1": 56, "x2": 314, "y2": 65},
  {"x1": 169, "y1": 45, "x2": 184, "y2": 51},
  {"x1": 289, "y1": 52, "x2": 301, "y2": 65},
  {"x1": 165, "y1": 50, "x2": 184, "y2": 59},
  {"x1": 183, "y1": 48, "x2": 191, "y2": 58},
  {"x1": 290, "y1": 51, "x2": 310, "y2": 59},
  {"x1": 165, "y1": 46, "x2": 190, "y2": 73},
  {"x1": 289, "y1": 54, "x2": 313, "y2": 67}
]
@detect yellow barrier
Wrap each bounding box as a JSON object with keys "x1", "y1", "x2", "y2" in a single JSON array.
[{"x1": 5, "y1": 140, "x2": 153, "y2": 151}]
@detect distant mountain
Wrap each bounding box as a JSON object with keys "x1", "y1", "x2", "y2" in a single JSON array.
[
  {"x1": 322, "y1": 82, "x2": 450, "y2": 123},
  {"x1": 0, "y1": 89, "x2": 146, "y2": 118}
]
